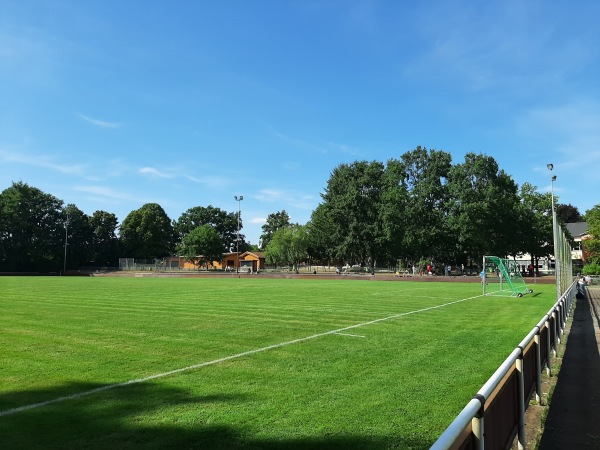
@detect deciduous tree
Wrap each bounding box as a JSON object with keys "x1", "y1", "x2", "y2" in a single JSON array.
[
  {"x1": 178, "y1": 224, "x2": 225, "y2": 269},
  {"x1": 0, "y1": 182, "x2": 64, "y2": 271},
  {"x1": 119, "y1": 203, "x2": 174, "y2": 259},
  {"x1": 260, "y1": 210, "x2": 291, "y2": 249}
]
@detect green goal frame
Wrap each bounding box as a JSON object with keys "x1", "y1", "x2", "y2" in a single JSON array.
[{"x1": 483, "y1": 256, "x2": 533, "y2": 298}]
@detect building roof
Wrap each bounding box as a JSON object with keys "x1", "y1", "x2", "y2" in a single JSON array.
[{"x1": 565, "y1": 222, "x2": 589, "y2": 240}]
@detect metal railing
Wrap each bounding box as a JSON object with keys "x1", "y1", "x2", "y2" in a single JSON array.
[{"x1": 431, "y1": 281, "x2": 576, "y2": 450}]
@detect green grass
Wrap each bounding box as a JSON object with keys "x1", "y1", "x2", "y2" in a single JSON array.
[{"x1": 0, "y1": 277, "x2": 556, "y2": 449}]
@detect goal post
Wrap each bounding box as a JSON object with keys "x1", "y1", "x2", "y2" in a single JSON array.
[{"x1": 483, "y1": 256, "x2": 533, "y2": 298}]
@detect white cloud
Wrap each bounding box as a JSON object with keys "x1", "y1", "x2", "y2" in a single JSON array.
[
  {"x1": 74, "y1": 185, "x2": 135, "y2": 201},
  {"x1": 250, "y1": 217, "x2": 267, "y2": 224},
  {"x1": 139, "y1": 167, "x2": 173, "y2": 178},
  {"x1": 253, "y1": 188, "x2": 316, "y2": 210},
  {"x1": 78, "y1": 113, "x2": 121, "y2": 128},
  {"x1": 0, "y1": 148, "x2": 87, "y2": 175}
]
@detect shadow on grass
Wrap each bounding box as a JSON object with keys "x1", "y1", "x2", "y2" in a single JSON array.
[{"x1": 0, "y1": 382, "x2": 431, "y2": 449}]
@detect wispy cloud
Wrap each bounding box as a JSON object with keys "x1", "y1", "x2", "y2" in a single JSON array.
[
  {"x1": 139, "y1": 166, "x2": 232, "y2": 186},
  {"x1": 249, "y1": 217, "x2": 267, "y2": 224},
  {"x1": 139, "y1": 167, "x2": 173, "y2": 178},
  {"x1": 74, "y1": 185, "x2": 135, "y2": 201},
  {"x1": 523, "y1": 100, "x2": 600, "y2": 170},
  {"x1": 253, "y1": 188, "x2": 316, "y2": 210},
  {"x1": 78, "y1": 113, "x2": 121, "y2": 128},
  {"x1": 0, "y1": 148, "x2": 87, "y2": 175}
]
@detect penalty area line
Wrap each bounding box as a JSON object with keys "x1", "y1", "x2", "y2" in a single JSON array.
[{"x1": 0, "y1": 293, "x2": 483, "y2": 418}]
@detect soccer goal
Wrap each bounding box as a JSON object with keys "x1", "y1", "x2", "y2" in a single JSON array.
[{"x1": 483, "y1": 256, "x2": 533, "y2": 298}]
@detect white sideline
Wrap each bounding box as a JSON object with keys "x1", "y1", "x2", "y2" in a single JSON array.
[{"x1": 0, "y1": 294, "x2": 483, "y2": 417}]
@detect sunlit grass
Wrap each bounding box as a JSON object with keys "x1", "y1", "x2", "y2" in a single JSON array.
[{"x1": 0, "y1": 276, "x2": 555, "y2": 449}]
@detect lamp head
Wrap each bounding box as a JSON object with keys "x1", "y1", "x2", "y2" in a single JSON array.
[
  {"x1": 547, "y1": 163, "x2": 553, "y2": 171},
  {"x1": 551, "y1": 175, "x2": 557, "y2": 182}
]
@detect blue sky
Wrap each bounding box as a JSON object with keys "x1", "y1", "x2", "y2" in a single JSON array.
[{"x1": 1, "y1": 1, "x2": 599, "y2": 245}]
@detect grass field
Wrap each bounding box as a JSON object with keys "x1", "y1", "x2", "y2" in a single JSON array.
[{"x1": 0, "y1": 276, "x2": 556, "y2": 449}]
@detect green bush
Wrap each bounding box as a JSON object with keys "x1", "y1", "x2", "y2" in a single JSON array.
[{"x1": 582, "y1": 263, "x2": 600, "y2": 275}]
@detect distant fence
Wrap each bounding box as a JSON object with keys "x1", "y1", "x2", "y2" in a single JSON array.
[{"x1": 431, "y1": 280, "x2": 576, "y2": 450}]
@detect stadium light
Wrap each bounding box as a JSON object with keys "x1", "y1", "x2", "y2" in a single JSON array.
[
  {"x1": 234, "y1": 195, "x2": 244, "y2": 275},
  {"x1": 548, "y1": 164, "x2": 560, "y2": 298},
  {"x1": 63, "y1": 213, "x2": 70, "y2": 276}
]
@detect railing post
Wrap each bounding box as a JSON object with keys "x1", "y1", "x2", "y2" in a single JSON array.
[
  {"x1": 551, "y1": 311, "x2": 558, "y2": 356},
  {"x1": 546, "y1": 318, "x2": 553, "y2": 376},
  {"x1": 516, "y1": 349, "x2": 526, "y2": 450},
  {"x1": 472, "y1": 416, "x2": 484, "y2": 450},
  {"x1": 534, "y1": 330, "x2": 542, "y2": 404}
]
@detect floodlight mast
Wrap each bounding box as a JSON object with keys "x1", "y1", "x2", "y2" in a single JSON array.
[
  {"x1": 234, "y1": 195, "x2": 244, "y2": 276},
  {"x1": 63, "y1": 213, "x2": 70, "y2": 275},
  {"x1": 548, "y1": 164, "x2": 560, "y2": 299}
]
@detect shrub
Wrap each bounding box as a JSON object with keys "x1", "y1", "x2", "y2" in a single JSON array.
[{"x1": 582, "y1": 263, "x2": 600, "y2": 275}]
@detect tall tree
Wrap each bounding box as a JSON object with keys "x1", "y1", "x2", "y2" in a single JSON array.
[
  {"x1": 448, "y1": 153, "x2": 521, "y2": 265},
  {"x1": 89, "y1": 210, "x2": 120, "y2": 266},
  {"x1": 556, "y1": 203, "x2": 583, "y2": 223},
  {"x1": 174, "y1": 206, "x2": 241, "y2": 252},
  {"x1": 178, "y1": 224, "x2": 225, "y2": 269},
  {"x1": 264, "y1": 224, "x2": 309, "y2": 272},
  {"x1": 395, "y1": 147, "x2": 452, "y2": 264},
  {"x1": 119, "y1": 203, "x2": 174, "y2": 259},
  {"x1": 0, "y1": 182, "x2": 64, "y2": 271},
  {"x1": 260, "y1": 210, "x2": 291, "y2": 249},
  {"x1": 307, "y1": 203, "x2": 337, "y2": 264},
  {"x1": 318, "y1": 160, "x2": 387, "y2": 270},
  {"x1": 517, "y1": 183, "x2": 554, "y2": 274},
  {"x1": 63, "y1": 204, "x2": 93, "y2": 269}
]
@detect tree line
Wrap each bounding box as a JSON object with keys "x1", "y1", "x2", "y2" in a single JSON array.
[
  {"x1": 0, "y1": 182, "x2": 253, "y2": 272},
  {"x1": 0, "y1": 147, "x2": 592, "y2": 273}
]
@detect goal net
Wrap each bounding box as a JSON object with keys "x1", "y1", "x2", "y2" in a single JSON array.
[{"x1": 483, "y1": 256, "x2": 532, "y2": 298}]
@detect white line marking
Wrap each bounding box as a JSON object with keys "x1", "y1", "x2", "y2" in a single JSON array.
[
  {"x1": 334, "y1": 332, "x2": 366, "y2": 338},
  {"x1": 0, "y1": 294, "x2": 482, "y2": 417}
]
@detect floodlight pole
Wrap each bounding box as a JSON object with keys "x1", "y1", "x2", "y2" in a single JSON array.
[
  {"x1": 63, "y1": 213, "x2": 70, "y2": 275},
  {"x1": 547, "y1": 164, "x2": 560, "y2": 299},
  {"x1": 234, "y1": 195, "x2": 244, "y2": 276}
]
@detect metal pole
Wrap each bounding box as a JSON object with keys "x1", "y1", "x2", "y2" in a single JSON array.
[
  {"x1": 63, "y1": 213, "x2": 70, "y2": 275},
  {"x1": 234, "y1": 195, "x2": 243, "y2": 276},
  {"x1": 547, "y1": 164, "x2": 560, "y2": 300}
]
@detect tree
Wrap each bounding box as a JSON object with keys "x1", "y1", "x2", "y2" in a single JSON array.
[
  {"x1": 517, "y1": 183, "x2": 554, "y2": 274},
  {"x1": 89, "y1": 210, "x2": 120, "y2": 266},
  {"x1": 260, "y1": 210, "x2": 291, "y2": 249},
  {"x1": 119, "y1": 203, "x2": 174, "y2": 259},
  {"x1": 0, "y1": 182, "x2": 64, "y2": 271},
  {"x1": 264, "y1": 224, "x2": 309, "y2": 272},
  {"x1": 394, "y1": 147, "x2": 452, "y2": 265},
  {"x1": 307, "y1": 203, "x2": 337, "y2": 264},
  {"x1": 174, "y1": 206, "x2": 241, "y2": 252},
  {"x1": 317, "y1": 160, "x2": 387, "y2": 271},
  {"x1": 63, "y1": 204, "x2": 93, "y2": 269},
  {"x1": 556, "y1": 203, "x2": 582, "y2": 223},
  {"x1": 584, "y1": 205, "x2": 600, "y2": 265},
  {"x1": 448, "y1": 153, "x2": 521, "y2": 266},
  {"x1": 178, "y1": 224, "x2": 225, "y2": 269}
]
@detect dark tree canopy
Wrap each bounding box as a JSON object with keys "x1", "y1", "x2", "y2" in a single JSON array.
[
  {"x1": 0, "y1": 181, "x2": 64, "y2": 271},
  {"x1": 89, "y1": 210, "x2": 120, "y2": 266},
  {"x1": 556, "y1": 203, "x2": 582, "y2": 223},
  {"x1": 175, "y1": 206, "x2": 241, "y2": 252},
  {"x1": 448, "y1": 153, "x2": 522, "y2": 263},
  {"x1": 120, "y1": 203, "x2": 174, "y2": 259}
]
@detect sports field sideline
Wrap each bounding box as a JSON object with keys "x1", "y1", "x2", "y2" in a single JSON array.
[{"x1": 0, "y1": 276, "x2": 556, "y2": 449}]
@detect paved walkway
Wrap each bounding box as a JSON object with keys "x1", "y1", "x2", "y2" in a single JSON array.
[{"x1": 538, "y1": 285, "x2": 600, "y2": 449}]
